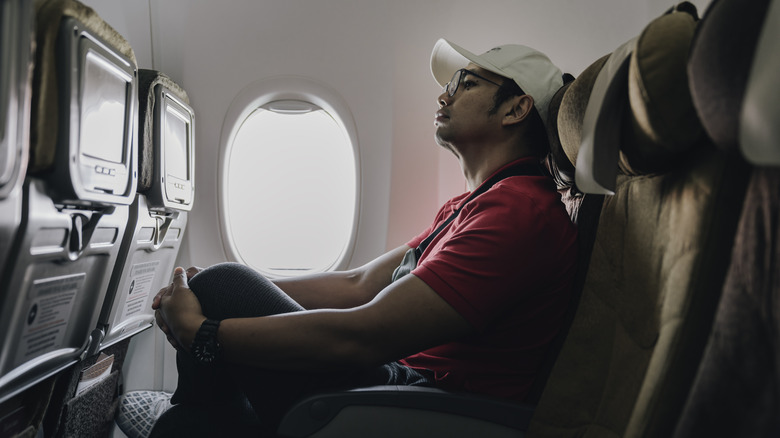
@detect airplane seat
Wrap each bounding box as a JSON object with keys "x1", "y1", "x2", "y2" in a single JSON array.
[
  {"x1": 0, "y1": 0, "x2": 138, "y2": 436},
  {"x1": 670, "y1": 0, "x2": 780, "y2": 435},
  {"x1": 0, "y1": 1, "x2": 43, "y2": 436},
  {"x1": 528, "y1": 3, "x2": 752, "y2": 437},
  {"x1": 43, "y1": 69, "x2": 195, "y2": 437}
]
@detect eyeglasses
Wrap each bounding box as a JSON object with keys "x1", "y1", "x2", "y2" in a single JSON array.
[{"x1": 444, "y1": 68, "x2": 502, "y2": 97}]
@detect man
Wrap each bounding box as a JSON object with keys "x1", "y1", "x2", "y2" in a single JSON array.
[{"x1": 117, "y1": 38, "x2": 577, "y2": 437}]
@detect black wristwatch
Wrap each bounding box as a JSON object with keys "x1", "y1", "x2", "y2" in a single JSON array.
[{"x1": 190, "y1": 319, "x2": 222, "y2": 364}]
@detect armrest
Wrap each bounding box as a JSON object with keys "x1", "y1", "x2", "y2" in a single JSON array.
[{"x1": 277, "y1": 385, "x2": 534, "y2": 437}]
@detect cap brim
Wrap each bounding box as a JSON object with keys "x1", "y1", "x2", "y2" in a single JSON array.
[
  {"x1": 431, "y1": 38, "x2": 492, "y2": 87},
  {"x1": 574, "y1": 37, "x2": 638, "y2": 195}
]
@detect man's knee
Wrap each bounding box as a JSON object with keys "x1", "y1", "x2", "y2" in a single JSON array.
[
  {"x1": 188, "y1": 262, "x2": 269, "y2": 299},
  {"x1": 187, "y1": 262, "x2": 303, "y2": 319}
]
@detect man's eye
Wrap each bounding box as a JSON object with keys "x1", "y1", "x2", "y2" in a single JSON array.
[{"x1": 462, "y1": 80, "x2": 476, "y2": 89}]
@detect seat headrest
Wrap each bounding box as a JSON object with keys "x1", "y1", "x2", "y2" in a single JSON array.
[
  {"x1": 621, "y1": 3, "x2": 701, "y2": 174},
  {"x1": 30, "y1": 0, "x2": 136, "y2": 173},
  {"x1": 688, "y1": 0, "x2": 771, "y2": 153},
  {"x1": 546, "y1": 74, "x2": 575, "y2": 188},
  {"x1": 569, "y1": 3, "x2": 701, "y2": 194},
  {"x1": 137, "y1": 69, "x2": 190, "y2": 192},
  {"x1": 557, "y1": 54, "x2": 610, "y2": 172}
]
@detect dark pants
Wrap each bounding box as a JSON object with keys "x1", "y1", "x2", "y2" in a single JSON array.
[{"x1": 150, "y1": 263, "x2": 431, "y2": 437}]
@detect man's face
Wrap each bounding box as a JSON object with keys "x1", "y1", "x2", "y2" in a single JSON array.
[{"x1": 434, "y1": 64, "x2": 505, "y2": 149}]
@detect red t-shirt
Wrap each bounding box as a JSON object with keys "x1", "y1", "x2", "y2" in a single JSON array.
[{"x1": 400, "y1": 158, "x2": 578, "y2": 402}]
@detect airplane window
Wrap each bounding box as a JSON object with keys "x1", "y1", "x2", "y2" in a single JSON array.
[{"x1": 225, "y1": 99, "x2": 357, "y2": 277}]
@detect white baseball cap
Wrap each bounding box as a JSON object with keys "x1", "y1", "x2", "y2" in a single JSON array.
[{"x1": 431, "y1": 38, "x2": 563, "y2": 127}]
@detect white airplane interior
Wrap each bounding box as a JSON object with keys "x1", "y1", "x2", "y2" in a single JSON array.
[{"x1": 0, "y1": 0, "x2": 778, "y2": 437}]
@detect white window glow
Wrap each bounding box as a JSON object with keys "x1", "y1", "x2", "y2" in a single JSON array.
[{"x1": 226, "y1": 102, "x2": 357, "y2": 277}]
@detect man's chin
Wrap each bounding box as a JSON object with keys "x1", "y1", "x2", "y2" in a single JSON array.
[
  {"x1": 434, "y1": 133, "x2": 448, "y2": 148},
  {"x1": 434, "y1": 136, "x2": 455, "y2": 154}
]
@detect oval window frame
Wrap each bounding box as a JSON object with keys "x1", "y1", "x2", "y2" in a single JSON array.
[{"x1": 218, "y1": 76, "x2": 361, "y2": 277}]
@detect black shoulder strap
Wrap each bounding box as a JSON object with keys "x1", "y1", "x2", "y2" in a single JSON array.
[{"x1": 414, "y1": 161, "x2": 548, "y2": 258}]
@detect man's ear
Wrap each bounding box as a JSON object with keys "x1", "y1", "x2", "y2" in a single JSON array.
[{"x1": 502, "y1": 94, "x2": 534, "y2": 126}]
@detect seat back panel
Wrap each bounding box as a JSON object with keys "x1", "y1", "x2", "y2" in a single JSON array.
[
  {"x1": 0, "y1": 179, "x2": 128, "y2": 403},
  {"x1": 98, "y1": 194, "x2": 189, "y2": 349}
]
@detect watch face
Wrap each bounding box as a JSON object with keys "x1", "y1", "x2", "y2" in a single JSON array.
[{"x1": 193, "y1": 343, "x2": 217, "y2": 363}]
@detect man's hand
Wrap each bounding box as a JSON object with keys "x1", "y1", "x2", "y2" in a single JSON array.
[{"x1": 153, "y1": 267, "x2": 206, "y2": 351}]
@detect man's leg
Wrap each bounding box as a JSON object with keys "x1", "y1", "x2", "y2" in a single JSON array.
[
  {"x1": 170, "y1": 262, "x2": 305, "y2": 405},
  {"x1": 150, "y1": 262, "x2": 432, "y2": 436},
  {"x1": 120, "y1": 262, "x2": 301, "y2": 438}
]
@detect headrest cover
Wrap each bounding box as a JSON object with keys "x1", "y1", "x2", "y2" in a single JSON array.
[
  {"x1": 30, "y1": 0, "x2": 137, "y2": 172},
  {"x1": 688, "y1": 0, "x2": 770, "y2": 152},
  {"x1": 431, "y1": 38, "x2": 564, "y2": 128},
  {"x1": 558, "y1": 55, "x2": 610, "y2": 170},
  {"x1": 137, "y1": 69, "x2": 190, "y2": 192},
  {"x1": 574, "y1": 37, "x2": 637, "y2": 195},
  {"x1": 622, "y1": 3, "x2": 701, "y2": 173},
  {"x1": 547, "y1": 81, "x2": 575, "y2": 187}
]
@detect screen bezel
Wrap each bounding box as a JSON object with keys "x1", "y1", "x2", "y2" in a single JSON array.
[{"x1": 56, "y1": 17, "x2": 137, "y2": 205}]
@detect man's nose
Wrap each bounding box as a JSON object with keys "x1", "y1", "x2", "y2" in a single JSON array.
[{"x1": 438, "y1": 90, "x2": 451, "y2": 108}]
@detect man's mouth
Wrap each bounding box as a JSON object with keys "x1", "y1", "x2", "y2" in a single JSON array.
[{"x1": 435, "y1": 111, "x2": 449, "y2": 124}]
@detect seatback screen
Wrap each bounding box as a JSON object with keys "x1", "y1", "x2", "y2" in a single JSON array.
[{"x1": 79, "y1": 50, "x2": 128, "y2": 164}]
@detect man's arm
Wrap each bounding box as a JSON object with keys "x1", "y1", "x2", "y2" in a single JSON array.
[
  {"x1": 271, "y1": 244, "x2": 410, "y2": 309},
  {"x1": 156, "y1": 266, "x2": 474, "y2": 371}
]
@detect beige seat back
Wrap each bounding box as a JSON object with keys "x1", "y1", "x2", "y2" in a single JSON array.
[{"x1": 528, "y1": 4, "x2": 751, "y2": 437}]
